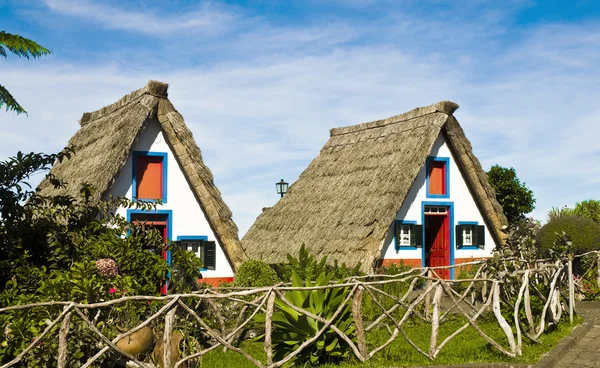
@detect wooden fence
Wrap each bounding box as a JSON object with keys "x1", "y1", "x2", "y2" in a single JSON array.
[{"x1": 2, "y1": 252, "x2": 599, "y2": 368}]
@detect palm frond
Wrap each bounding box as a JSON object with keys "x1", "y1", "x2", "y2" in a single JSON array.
[
  {"x1": 0, "y1": 84, "x2": 27, "y2": 114},
  {"x1": 0, "y1": 31, "x2": 51, "y2": 59}
]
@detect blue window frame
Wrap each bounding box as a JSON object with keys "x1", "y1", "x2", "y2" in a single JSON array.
[
  {"x1": 426, "y1": 156, "x2": 450, "y2": 199},
  {"x1": 177, "y1": 236, "x2": 212, "y2": 271},
  {"x1": 456, "y1": 221, "x2": 485, "y2": 250},
  {"x1": 126, "y1": 209, "x2": 173, "y2": 241},
  {"x1": 393, "y1": 220, "x2": 421, "y2": 250},
  {"x1": 132, "y1": 151, "x2": 168, "y2": 203}
]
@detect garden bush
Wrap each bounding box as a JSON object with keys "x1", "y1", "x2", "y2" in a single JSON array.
[
  {"x1": 254, "y1": 271, "x2": 355, "y2": 365},
  {"x1": 537, "y1": 215, "x2": 600, "y2": 254},
  {"x1": 272, "y1": 243, "x2": 362, "y2": 282},
  {"x1": 234, "y1": 260, "x2": 281, "y2": 287}
]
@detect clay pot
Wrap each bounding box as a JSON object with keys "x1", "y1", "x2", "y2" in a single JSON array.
[
  {"x1": 114, "y1": 326, "x2": 155, "y2": 357},
  {"x1": 152, "y1": 331, "x2": 185, "y2": 368}
]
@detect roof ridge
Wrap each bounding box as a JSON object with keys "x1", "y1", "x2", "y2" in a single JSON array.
[
  {"x1": 79, "y1": 80, "x2": 169, "y2": 126},
  {"x1": 330, "y1": 100, "x2": 458, "y2": 137}
]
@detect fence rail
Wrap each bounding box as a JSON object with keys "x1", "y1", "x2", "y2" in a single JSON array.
[{"x1": 2, "y1": 253, "x2": 599, "y2": 368}]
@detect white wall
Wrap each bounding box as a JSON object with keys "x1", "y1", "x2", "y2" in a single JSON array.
[
  {"x1": 108, "y1": 120, "x2": 234, "y2": 279},
  {"x1": 379, "y1": 133, "x2": 497, "y2": 264}
]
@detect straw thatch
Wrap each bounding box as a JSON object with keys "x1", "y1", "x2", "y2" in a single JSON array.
[
  {"x1": 242, "y1": 101, "x2": 507, "y2": 273},
  {"x1": 37, "y1": 80, "x2": 246, "y2": 270}
]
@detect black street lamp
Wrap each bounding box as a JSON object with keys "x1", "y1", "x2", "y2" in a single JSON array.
[{"x1": 275, "y1": 179, "x2": 288, "y2": 198}]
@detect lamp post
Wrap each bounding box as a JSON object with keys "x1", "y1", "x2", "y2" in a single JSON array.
[{"x1": 276, "y1": 179, "x2": 288, "y2": 198}]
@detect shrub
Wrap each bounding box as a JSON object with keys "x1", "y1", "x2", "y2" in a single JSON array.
[
  {"x1": 272, "y1": 244, "x2": 362, "y2": 282},
  {"x1": 537, "y1": 215, "x2": 600, "y2": 254},
  {"x1": 234, "y1": 260, "x2": 281, "y2": 287},
  {"x1": 255, "y1": 271, "x2": 355, "y2": 365}
]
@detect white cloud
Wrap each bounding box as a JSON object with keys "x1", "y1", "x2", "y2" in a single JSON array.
[{"x1": 42, "y1": 0, "x2": 241, "y2": 36}]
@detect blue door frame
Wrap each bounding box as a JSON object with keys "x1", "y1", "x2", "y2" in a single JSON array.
[{"x1": 421, "y1": 201, "x2": 455, "y2": 279}]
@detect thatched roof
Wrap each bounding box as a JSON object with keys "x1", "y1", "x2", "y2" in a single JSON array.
[
  {"x1": 37, "y1": 80, "x2": 246, "y2": 270},
  {"x1": 242, "y1": 101, "x2": 507, "y2": 273}
]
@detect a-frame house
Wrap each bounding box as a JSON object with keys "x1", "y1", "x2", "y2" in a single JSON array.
[
  {"x1": 242, "y1": 101, "x2": 507, "y2": 277},
  {"x1": 38, "y1": 80, "x2": 246, "y2": 286}
]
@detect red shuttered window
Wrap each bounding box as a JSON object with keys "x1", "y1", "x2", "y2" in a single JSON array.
[
  {"x1": 136, "y1": 155, "x2": 163, "y2": 200},
  {"x1": 428, "y1": 160, "x2": 446, "y2": 195}
]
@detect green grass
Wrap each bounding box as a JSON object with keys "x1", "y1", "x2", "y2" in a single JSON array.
[{"x1": 197, "y1": 315, "x2": 580, "y2": 368}]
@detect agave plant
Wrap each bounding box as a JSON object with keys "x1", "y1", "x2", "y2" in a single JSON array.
[{"x1": 255, "y1": 271, "x2": 356, "y2": 365}]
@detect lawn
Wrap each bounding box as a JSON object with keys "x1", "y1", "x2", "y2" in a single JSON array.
[{"x1": 196, "y1": 314, "x2": 580, "y2": 368}]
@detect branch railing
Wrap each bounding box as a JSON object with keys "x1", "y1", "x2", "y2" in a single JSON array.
[{"x1": 2, "y1": 253, "x2": 598, "y2": 368}]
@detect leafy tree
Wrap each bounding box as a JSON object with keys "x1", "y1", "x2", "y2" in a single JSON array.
[
  {"x1": 547, "y1": 200, "x2": 600, "y2": 223},
  {"x1": 487, "y1": 165, "x2": 535, "y2": 225},
  {"x1": 547, "y1": 205, "x2": 574, "y2": 222},
  {"x1": 572, "y1": 200, "x2": 600, "y2": 224},
  {"x1": 0, "y1": 31, "x2": 51, "y2": 114}
]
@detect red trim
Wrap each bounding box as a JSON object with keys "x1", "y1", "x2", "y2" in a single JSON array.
[
  {"x1": 381, "y1": 257, "x2": 489, "y2": 270},
  {"x1": 198, "y1": 277, "x2": 234, "y2": 288},
  {"x1": 381, "y1": 259, "x2": 422, "y2": 268}
]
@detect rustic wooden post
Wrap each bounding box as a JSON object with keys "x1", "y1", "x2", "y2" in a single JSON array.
[
  {"x1": 596, "y1": 252, "x2": 600, "y2": 289},
  {"x1": 425, "y1": 269, "x2": 432, "y2": 321},
  {"x1": 352, "y1": 285, "x2": 367, "y2": 361},
  {"x1": 492, "y1": 281, "x2": 517, "y2": 355},
  {"x1": 57, "y1": 306, "x2": 72, "y2": 368},
  {"x1": 481, "y1": 271, "x2": 488, "y2": 301},
  {"x1": 164, "y1": 306, "x2": 177, "y2": 368},
  {"x1": 265, "y1": 291, "x2": 276, "y2": 366},
  {"x1": 523, "y1": 282, "x2": 535, "y2": 335},
  {"x1": 568, "y1": 254, "x2": 574, "y2": 323},
  {"x1": 429, "y1": 284, "x2": 443, "y2": 358}
]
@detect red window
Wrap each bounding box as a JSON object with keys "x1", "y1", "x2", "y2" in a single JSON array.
[
  {"x1": 135, "y1": 155, "x2": 163, "y2": 200},
  {"x1": 428, "y1": 160, "x2": 446, "y2": 195}
]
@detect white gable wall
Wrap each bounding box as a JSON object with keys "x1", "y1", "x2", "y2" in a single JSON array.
[
  {"x1": 379, "y1": 133, "x2": 497, "y2": 267},
  {"x1": 108, "y1": 120, "x2": 234, "y2": 279}
]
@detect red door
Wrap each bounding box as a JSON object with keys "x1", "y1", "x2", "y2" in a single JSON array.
[
  {"x1": 133, "y1": 221, "x2": 169, "y2": 294},
  {"x1": 425, "y1": 212, "x2": 450, "y2": 279}
]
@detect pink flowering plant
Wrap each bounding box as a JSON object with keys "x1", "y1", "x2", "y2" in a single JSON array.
[{"x1": 95, "y1": 258, "x2": 118, "y2": 278}]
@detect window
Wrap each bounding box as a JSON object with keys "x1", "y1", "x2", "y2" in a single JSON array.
[
  {"x1": 462, "y1": 226, "x2": 473, "y2": 246},
  {"x1": 178, "y1": 236, "x2": 216, "y2": 270},
  {"x1": 394, "y1": 221, "x2": 423, "y2": 249},
  {"x1": 426, "y1": 157, "x2": 449, "y2": 198},
  {"x1": 397, "y1": 224, "x2": 411, "y2": 246},
  {"x1": 132, "y1": 152, "x2": 168, "y2": 202},
  {"x1": 456, "y1": 222, "x2": 485, "y2": 249},
  {"x1": 424, "y1": 206, "x2": 448, "y2": 215}
]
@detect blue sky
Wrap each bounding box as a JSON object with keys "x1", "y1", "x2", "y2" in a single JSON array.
[{"x1": 2, "y1": 0, "x2": 599, "y2": 235}]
